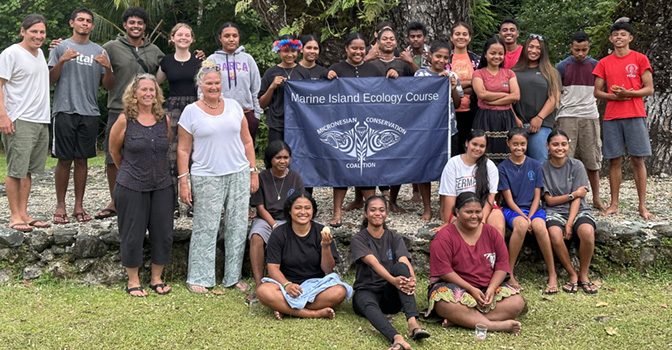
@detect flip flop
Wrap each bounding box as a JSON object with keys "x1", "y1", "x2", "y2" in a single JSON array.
[
  {"x1": 543, "y1": 285, "x2": 559, "y2": 295},
  {"x1": 329, "y1": 218, "x2": 342, "y2": 228},
  {"x1": 562, "y1": 282, "x2": 578, "y2": 293},
  {"x1": 72, "y1": 211, "x2": 92, "y2": 223},
  {"x1": 187, "y1": 284, "x2": 209, "y2": 294},
  {"x1": 94, "y1": 208, "x2": 117, "y2": 219},
  {"x1": 10, "y1": 222, "x2": 33, "y2": 233},
  {"x1": 28, "y1": 220, "x2": 51, "y2": 229},
  {"x1": 578, "y1": 281, "x2": 598, "y2": 294},
  {"x1": 149, "y1": 283, "x2": 171, "y2": 295},
  {"x1": 53, "y1": 212, "x2": 70, "y2": 225},
  {"x1": 409, "y1": 327, "x2": 431, "y2": 341},
  {"x1": 125, "y1": 286, "x2": 146, "y2": 297}
]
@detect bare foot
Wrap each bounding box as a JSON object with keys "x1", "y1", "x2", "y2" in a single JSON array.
[
  {"x1": 508, "y1": 275, "x2": 521, "y2": 290},
  {"x1": 491, "y1": 320, "x2": 522, "y2": 333},
  {"x1": 420, "y1": 210, "x2": 432, "y2": 222},
  {"x1": 592, "y1": 199, "x2": 606, "y2": 211},
  {"x1": 273, "y1": 310, "x2": 284, "y2": 320},
  {"x1": 314, "y1": 307, "x2": 335, "y2": 319},
  {"x1": 639, "y1": 207, "x2": 655, "y2": 220},
  {"x1": 441, "y1": 319, "x2": 454, "y2": 329},
  {"x1": 344, "y1": 200, "x2": 363, "y2": 211},
  {"x1": 506, "y1": 320, "x2": 522, "y2": 334},
  {"x1": 389, "y1": 202, "x2": 407, "y2": 214},
  {"x1": 602, "y1": 205, "x2": 619, "y2": 216}
]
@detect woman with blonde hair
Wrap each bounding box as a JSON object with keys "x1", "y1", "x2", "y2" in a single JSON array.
[
  {"x1": 512, "y1": 34, "x2": 561, "y2": 161},
  {"x1": 109, "y1": 74, "x2": 174, "y2": 297}
]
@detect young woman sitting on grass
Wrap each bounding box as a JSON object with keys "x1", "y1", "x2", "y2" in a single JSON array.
[
  {"x1": 427, "y1": 191, "x2": 525, "y2": 334},
  {"x1": 256, "y1": 191, "x2": 352, "y2": 319}
]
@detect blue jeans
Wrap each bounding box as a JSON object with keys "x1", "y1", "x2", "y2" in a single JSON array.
[{"x1": 527, "y1": 126, "x2": 552, "y2": 162}]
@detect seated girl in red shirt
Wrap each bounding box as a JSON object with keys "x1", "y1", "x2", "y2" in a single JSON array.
[{"x1": 426, "y1": 191, "x2": 525, "y2": 333}]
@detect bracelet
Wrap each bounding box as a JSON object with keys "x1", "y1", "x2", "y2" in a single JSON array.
[
  {"x1": 534, "y1": 115, "x2": 544, "y2": 120},
  {"x1": 177, "y1": 172, "x2": 190, "y2": 179},
  {"x1": 282, "y1": 282, "x2": 292, "y2": 288}
]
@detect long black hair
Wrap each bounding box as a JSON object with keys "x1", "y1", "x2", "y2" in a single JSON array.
[
  {"x1": 465, "y1": 129, "x2": 490, "y2": 203},
  {"x1": 454, "y1": 192, "x2": 483, "y2": 215},
  {"x1": 360, "y1": 195, "x2": 388, "y2": 230},
  {"x1": 477, "y1": 36, "x2": 506, "y2": 69},
  {"x1": 264, "y1": 140, "x2": 292, "y2": 169}
]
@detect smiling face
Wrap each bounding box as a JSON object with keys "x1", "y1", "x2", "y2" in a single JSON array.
[
  {"x1": 485, "y1": 42, "x2": 505, "y2": 68},
  {"x1": 451, "y1": 25, "x2": 471, "y2": 50},
  {"x1": 20, "y1": 22, "x2": 46, "y2": 51},
  {"x1": 219, "y1": 27, "x2": 240, "y2": 53},
  {"x1": 455, "y1": 201, "x2": 483, "y2": 230},
  {"x1": 430, "y1": 48, "x2": 450, "y2": 73},
  {"x1": 345, "y1": 38, "x2": 366, "y2": 64},
  {"x1": 171, "y1": 26, "x2": 193, "y2": 50},
  {"x1": 609, "y1": 29, "x2": 633, "y2": 50},
  {"x1": 271, "y1": 149, "x2": 290, "y2": 173},
  {"x1": 365, "y1": 198, "x2": 387, "y2": 228},
  {"x1": 507, "y1": 134, "x2": 528, "y2": 158},
  {"x1": 199, "y1": 71, "x2": 222, "y2": 100},
  {"x1": 526, "y1": 39, "x2": 542, "y2": 63},
  {"x1": 499, "y1": 23, "x2": 519, "y2": 45},
  {"x1": 70, "y1": 12, "x2": 93, "y2": 36},
  {"x1": 123, "y1": 16, "x2": 145, "y2": 40},
  {"x1": 289, "y1": 197, "x2": 314, "y2": 226},
  {"x1": 465, "y1": 135, "x2": 487, "y2": 161},
  {"x1": 547, "y1": 134, "x2": 569, "y2": 160},
  {"x1": 278, "y1": 47, "x2": 298, "y2": 65},
  {"x1": 378, "y1": 30, "x2": 397, "y2": 54},
  {"x1": 302, "y1": 39, "x2": 320, "y2": 63},
  {"x1": 134, "y1": 79, "x2": 156, "y2": 108}
]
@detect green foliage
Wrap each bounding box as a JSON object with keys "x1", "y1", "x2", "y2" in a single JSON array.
[
  {"x1": 0, "y1": 0, "x2": 76, "y2": 50},
  {"x1": 517, "y1": 0, "x2": 619, "y2": 62},
  {"x1": 470, "y1": 0, "x2": 499, "y2": 53}
]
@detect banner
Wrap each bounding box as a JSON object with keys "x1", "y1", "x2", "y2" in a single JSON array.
[{"x1": 284, "y1": 77, "x2": 450, "y2": 187}]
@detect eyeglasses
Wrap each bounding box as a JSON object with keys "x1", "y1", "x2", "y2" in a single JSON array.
[
  {"x1": 201, "y1": 65, "x2": 221, "y2": 72},
  {"x1": 529, "y1": 33, "x2": 544, "y2": 41}
]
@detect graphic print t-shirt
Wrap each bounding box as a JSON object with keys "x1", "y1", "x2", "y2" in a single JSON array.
[{"x1": 438, "y1": 155, "x2": 499, "y2": 196}]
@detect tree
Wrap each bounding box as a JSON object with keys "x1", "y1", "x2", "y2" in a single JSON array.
[{"x1": 617, "y1": 0, "x2": 672, "y2": 175}]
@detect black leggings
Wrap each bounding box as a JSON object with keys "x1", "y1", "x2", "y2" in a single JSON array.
[{"x1": 353, "y1": 263, "x2": 420, "y2": 343}]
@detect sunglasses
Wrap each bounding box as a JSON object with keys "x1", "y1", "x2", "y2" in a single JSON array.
[{"x1": 529, "y1": 33, "x2": 544, "y2": 41}]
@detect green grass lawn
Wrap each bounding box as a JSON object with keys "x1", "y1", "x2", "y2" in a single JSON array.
[{"x1": 0, "y1": 271, "x2": 670, "y2": 349}]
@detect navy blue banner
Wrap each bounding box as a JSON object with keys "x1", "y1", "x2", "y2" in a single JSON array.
[{"x1": 284, "y1": 77, "x2": 450, "y2": 187}]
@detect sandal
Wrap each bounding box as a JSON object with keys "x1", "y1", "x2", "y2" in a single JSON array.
[
  {"x1": 94, "y1": 208, "x2": 117, "y2": 219},
  {"x1": 53, "y1": 212, "x2": 70, "y2": 225},
  {"x1": 329, "y1": 218, "x2": 342, "y2": 228},
  {"x1": 149, "y1": 283, "x2": 172, "y2": 295},
  {"x1": 72, "y1": 211, "x2": 92, "y2": 223},
  {"x1": 578, "y1": 281, "x2": 598, "y2": 294},
  {"x1": 9, "y1": 222, "x2": 33, "y2": 233},
  {"x1": 187, "y1": 284, "x2": 209, "y2": 294},
  {"x1": 543, "y1": 285, "x2": 559, "y2": 295},
  {"x1": 562, "y1": 281, "x2": 578, "y2": 293},
  {"x1": 28, "y1": 220, "x2": 51, "y2": 229},
  {"x1": 125, "y1": 286, "x2": 146, "y2": 297},
  {"x1": 409, "y1": 327, "x2": 431, "y2": 341}
]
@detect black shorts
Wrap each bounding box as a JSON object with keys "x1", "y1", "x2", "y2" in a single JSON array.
[{"x1": 51, "y1": 112, "x2": 99, "y2": 160}]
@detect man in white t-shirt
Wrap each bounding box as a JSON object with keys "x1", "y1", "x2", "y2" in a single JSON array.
[{"x1": 0, "y1": 14, "x2": 51, "y2": 232}]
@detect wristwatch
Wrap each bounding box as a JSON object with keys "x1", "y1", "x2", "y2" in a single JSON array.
[{"x1": 568, "y1": 193, "x2": 575, "y2": 201}]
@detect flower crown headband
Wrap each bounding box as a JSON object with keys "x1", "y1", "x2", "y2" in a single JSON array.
[{"x1": 272, "y1": 39, "x2": 303, "y2": 53}]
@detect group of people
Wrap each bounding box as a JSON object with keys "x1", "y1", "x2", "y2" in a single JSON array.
[{"x1": 0, "y1": 5, "x2": 655, "y2": 350}]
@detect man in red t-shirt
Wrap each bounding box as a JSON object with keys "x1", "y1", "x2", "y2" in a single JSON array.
[
  {"x1": 499, "y1": 19, "x2": 522, "y2": 69},
  {"x1": 593, "y1": 20, "x2": 654, "y2": 220}
]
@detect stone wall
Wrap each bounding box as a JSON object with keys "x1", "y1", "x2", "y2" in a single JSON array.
[{"x1": 1, "y1": 218, "x2": 670, "y2": 285}]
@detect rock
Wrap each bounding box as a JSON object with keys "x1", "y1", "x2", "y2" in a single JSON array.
[
  {"x1": 39, "y1": 249, "x2": 55, "y2": 262},
  {"x1": 653, "y1": 224, "x2": 672, "y2": 238},
  {"x1": 0, "y1": 248, "x2": 18, "y2": 262},
  {"x1": 51, "y1": 246, "x2": 65, "y2": 255},
  {"x1": 27, "y1": 231, "x2": 52, "y2": 252},
  {"x1": 100, "y1": 231, "x2": 121, "y2": 246},
  {"x1": 638, "y1": 247, "x2": 657, "y2": 268},
  {"x1": 0, "y1": 268, "x2": 12, "y2": 284},
  {"x1": 173, "y1": 228, "x2": 191, "y2": 242},
  {"x1": 22, "y1": 264, "x2": 43, "y2": 280},
  {"x1": 0, "y1": 228, "x2": 25, "y2": 248},
  {"x1": 74, "y1": 259, "x2": 96, "y2": 273},
  {"x1": 72, "y1": 236, "x2": 108, "y2": 259},
  {"x1": 416, "y1": 227, "x2": 435, "y2": 240},
  {"x1": 47, "y1": 262, "x2": 69, "y2": 278},
  {"x1": 53, "y1": 227, "x2": 78, "y2": 245}
]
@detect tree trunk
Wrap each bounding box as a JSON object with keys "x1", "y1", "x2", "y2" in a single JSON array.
[
  {"x1": 618, "y1": 0, "x2": 672, "y2": 175},
  {"x1": 389, "y1": 0, "x2": 470, "y2": 41}
]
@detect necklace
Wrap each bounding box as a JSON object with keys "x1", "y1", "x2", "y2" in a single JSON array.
[
  {"x1": 202, "y1": 98, "x2": 221, "y2": 110},
  {"x1": 272, "y1": 169, "x2": 288, "y2": 200},
  {"x1": 282, "y1": 66, "x2": 295, "y2": 80}
]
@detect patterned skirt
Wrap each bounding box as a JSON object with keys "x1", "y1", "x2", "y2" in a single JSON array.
[
  {"x1": 472, "y1": 108, "x2": 515, "y2": 163},
  {"x1": 425, "y1": 281, "x2": 520, "y2": 316}
]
